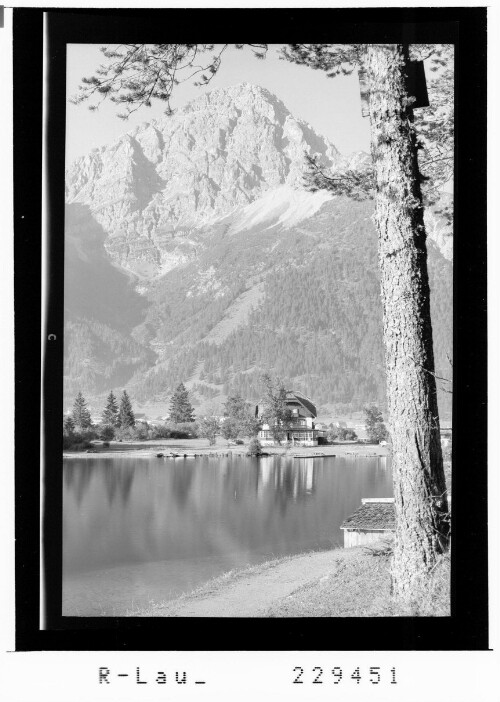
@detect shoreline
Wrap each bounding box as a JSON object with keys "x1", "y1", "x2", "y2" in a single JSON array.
[
  {"x1": 127, "y1": 543, "x2": 448, "y2": 618},
  {"x1": 63, "y1": 439, "x2": 391, "y2": 460}
]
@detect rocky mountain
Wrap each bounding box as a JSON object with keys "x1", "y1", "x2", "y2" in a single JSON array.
[
  {"x1": 66, "y1": 83, "x2": 344, "y2": 278},
  {"x1": 64, "y1": 83, "x2": 453, "y2": 417}
]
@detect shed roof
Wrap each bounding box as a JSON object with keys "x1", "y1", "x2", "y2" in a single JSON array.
[{"x1": 340, "y1": 499, "x2": 395, "y2": 531}]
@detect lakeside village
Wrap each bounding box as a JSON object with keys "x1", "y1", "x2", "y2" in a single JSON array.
[
  {"x1": 63, "y1": 379, "x2": 393, "y2": 456},
  {"x1": 64, "y1": 377, "x2": 452, "y2": 459},
  {"x1": 64, "y1": 378, "x2": 452, "y2": 550}
]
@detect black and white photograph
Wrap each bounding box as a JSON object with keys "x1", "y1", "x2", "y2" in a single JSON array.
[
  {"x1": 8, "y1": 4, "x2": 494, "y2": 695},
  {"x1": 61, "y1": 37, "x2": 456, "y2": 620}
]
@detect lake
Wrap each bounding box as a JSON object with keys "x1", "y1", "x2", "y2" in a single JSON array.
[{"x1": 63, "y1": 455, "x2": 392, "y2": 616}]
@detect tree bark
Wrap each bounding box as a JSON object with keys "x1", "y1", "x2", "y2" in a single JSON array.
[{"x1": 362, "y1": 44, "x2": 449, "y2": 598}]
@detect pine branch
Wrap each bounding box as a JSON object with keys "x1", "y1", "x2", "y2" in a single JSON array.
[
  {"x1": 303, "y1": 153, "x2": 375, "y2": 200},
  {"x1": 72, "y1": 43, "x2": 268, "y2": 119}
]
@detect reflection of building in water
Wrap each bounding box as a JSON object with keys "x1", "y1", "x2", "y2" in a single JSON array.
[
  {"x1": 257, "y1": 459, "x2": 274, "y2": 497},
  {"x1": 293, "y1": 459, "x2": 315, "y2": 499},
  {"x1": 256, "y1": 391, "x2": 319, "y2": 446},
  {"x1": 260, "y1": 458, "x2": 317, "y2": 506},
  {"x1": 303, "y1": 459, "x2": 314, "y2": 493}
]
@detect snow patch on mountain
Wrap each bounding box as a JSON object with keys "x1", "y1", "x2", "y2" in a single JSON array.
[{"x1": 230, "y1": 185, "x2": 333, "y2": 233}]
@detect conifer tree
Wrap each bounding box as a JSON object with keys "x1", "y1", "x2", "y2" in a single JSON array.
[
  {"x1": 169, "y1": 383, "x2": 195, "y2": 423},
  {"x1": 72, "y1": 392, "x2": 92, "y2": 430},
  {"x1": 118, "y1": 390, "x2": 135, "y2": 428},
  {"x1": 63, "y1": 415, "x2": 75, "y2": 436},
  {"x1": 102, "y1": 390, "x2": 119, "y2": 427}
]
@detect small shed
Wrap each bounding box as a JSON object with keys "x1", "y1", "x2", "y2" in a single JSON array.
[{"x1": 340, "y1": 498, "x2": 395, "y2": 548}]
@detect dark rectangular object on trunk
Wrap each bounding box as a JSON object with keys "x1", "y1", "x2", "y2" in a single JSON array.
[{"x1": 359, "y1": 59, "x2": 429, "y2": 117}]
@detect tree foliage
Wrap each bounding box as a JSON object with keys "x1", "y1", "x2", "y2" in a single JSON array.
[
  {"x1": 327, "y1": 424, "x2": 358, "y2": 442},
  {"x1": 98, "y1": 424, "x2": 116, "y2": 441},
  {"x1": 261, "y1": 374, "x2": 293, "y2": 443},
  {"x1": 102, "y1": 390, "x2": 119, "y2": 427},
  {"x1": 364, "y1": 404, "x2": 389, "y2": 443},
  {"x1": 247, "y1": 437, "x2": 263, "y2": 456},
  {"x1": 222, "y1": 394, "x2": 259, "y2": 440},
  {"x1": 169, "y1": 382, "x2": 195, "y2": 423},
  {"x1": 284, "y1": 43, "x2": 453, "y2": 216},
  {"x1": 118, "y1": 389, "x2": 135, "y2": 428},
  {"x1": 72, "y1": 391, "x2": 92, "y2": 430},
  {"x1": 72, "y1": 43, "x2": 267, "y2": 119},
  {"x1": 63, "y1": 415, "x2": 75, "y2": 436},
  {"x1": 302, "y1": 153, "x2": 375, "y2": 200},
  {"x1": 198, "y1": 416, "x2": 220, "y2": 445}
]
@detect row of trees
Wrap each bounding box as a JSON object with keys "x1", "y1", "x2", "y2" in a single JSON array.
[
  {"x1": 62, "y1": 384, "x2": 260, "y2": 446},
  {"x1": 64, "y1": 382, "x2": 195, "y2": 436},
  {"x1": 64, "y1": 390, "x2": 135, "y2": 435},
  {"x1": 65, "y1": 384, "x2": 389, "y2": 447}
]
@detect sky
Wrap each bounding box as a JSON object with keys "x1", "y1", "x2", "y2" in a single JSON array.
[{"x1": 66, "y1": 44, "x2": 372, "y2": 165}]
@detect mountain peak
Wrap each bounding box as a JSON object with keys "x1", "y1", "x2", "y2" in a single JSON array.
[
  {"x1": 177, "y1": 81, "x2": 292, "y2": 124},
  {"x1": 66, "y1": 81, "x2": 345, "y2": 276}
]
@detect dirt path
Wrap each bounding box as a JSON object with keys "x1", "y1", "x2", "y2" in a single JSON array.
[{"x1": 141, "y1": 549, "x2": 359, "y2": 617}]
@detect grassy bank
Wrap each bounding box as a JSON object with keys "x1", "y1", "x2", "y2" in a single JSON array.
[
  {"x1": 267, "y1": 549, "x2": 450, "y2": 618},
  {"x1": 130, "y1": 543, "x2": 450, "y2": 618}
]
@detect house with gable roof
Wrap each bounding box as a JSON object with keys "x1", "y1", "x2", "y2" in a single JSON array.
[{"x1": 256, "y1": 390, "x2": 319, "y2": 446}]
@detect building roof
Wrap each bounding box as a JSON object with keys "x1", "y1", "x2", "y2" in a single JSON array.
[
  {"x1": 286, "y1": 391, "x2": 317, "y2": 418},
  {"x1": 256, "y1": 390, "x2": 317, "y2": 419},
  {"x1": 340, "y1": 498, "x2": 395, "y2": 531}
]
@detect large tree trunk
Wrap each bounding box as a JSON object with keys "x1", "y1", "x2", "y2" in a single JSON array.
[{"x1": 363, "y1": 44, "x2": 449, "y2": 599}]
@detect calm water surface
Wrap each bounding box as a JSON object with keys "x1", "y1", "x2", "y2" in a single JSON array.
[{"x1": 63, "y1": 455, "x2": 392, "y2": 615}]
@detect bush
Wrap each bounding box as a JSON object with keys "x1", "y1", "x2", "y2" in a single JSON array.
[
  {"x1": 98, "y1": 424, "x2": 115, "y2": 441},
  {"x1": 149, "y1": 421, "x2": 199, "y2": 439},
  {"x1": 174, "y1": 421, "x2": 199, "y2": 438},
  {"x1": 327, "y1": 426, "x2": 358, "y2": 442},
  {"x1": 169, "y1": 429, "x2": 189, "y2": 439},
  {"x1": 114, "y1": 426, "x2": 135, "y2": 441},
  {"x1": 63, "y1": 430, "x2": 94, "y2": 451},
  {"x1": 326, "y1": 426, "x2": 340, "y2": 443},
  {"x1": 247, "y1": 437, "x2": 262, "y2": 455},
  {"x1": 344, "y1": 428, "x2": 358, "y2": 441},
  {"x1": 133, "y1": 422, "x2": 150, "y2": 440},
  {"x1": 149, "y1": 424, "x2": 171, "y2": 439},
  {"x1": 198, "y1": 417, "x2": 220, "y2": 446},
  {"x1": 72, "y1": 441, "x2": 93, "y2": 451}
]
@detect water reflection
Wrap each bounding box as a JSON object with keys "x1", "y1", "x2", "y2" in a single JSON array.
[{"x1": 63, "y1": 455, "x2": 392, "y2": 615}]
